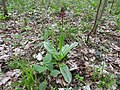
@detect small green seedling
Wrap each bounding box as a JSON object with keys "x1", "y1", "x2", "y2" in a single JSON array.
[{"x1": 75, "y1": 74, "x2": 84, "y2": 83}]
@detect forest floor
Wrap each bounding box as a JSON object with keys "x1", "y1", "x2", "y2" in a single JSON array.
[{"x1": 0, "y1": 8, "x2": 120, "y2": 90}]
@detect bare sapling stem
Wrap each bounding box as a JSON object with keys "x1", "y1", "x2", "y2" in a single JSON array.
[
  {"x1": 2, "y1": 0, "x2": 8, "y2": 16},
  {"x1": 86, "y1": 0, "x2": 102, "y2": 43},
  {"x1": 99, "y1": 0, "x2": 108, "y2": 20},
  {"x1": 109, "y1": 0, "x2": 115, "y2": 14}
]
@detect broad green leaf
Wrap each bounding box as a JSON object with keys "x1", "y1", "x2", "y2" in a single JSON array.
[
  {"x1": 50, "y1": 70, "x2": 60, "y2": 77},
  {"x1": 60, "y1": 44, "x2": 69, "y2": 58},
  {"x1": 16, "y1": 88, "x2": 24, "y2": 90},
  {"x1": 39, "y1": 81, "x2": 47, "y2": 90},
  {"x1": 69, "y1": 42, "x2": 78, "y2": 49},
  {"x1": 59, "y1": 33, "x2": 65, "y2": 52},
  {"x1": 43, "y1": 54, "x2": 52, "y2": 64},
  {"x1": 43, "y1": 42, "x2": 59, "y2": 60},
  {"x1": 52, "y1": 54, "x2": 60, "y2": 61},
  {"x1": 59, "y1": 63, "x2": 72, "y2": 83},
  {"x1": 62, "y1": 42, "x2": 78, "y2": 57},
  {"x1": 34, "y1": 64, "x2": 47, "y2": 73},
  {"x1": 47, "y1": 62, "x2": 54, "y2": 70},
  {"x1": 62, "y1": 44, "x2": 69, "y2": 52},
  {"x1": 43, "y1": 42, "x2": 58, "y2": 54}
]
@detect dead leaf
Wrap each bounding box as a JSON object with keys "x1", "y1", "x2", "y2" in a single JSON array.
[
  {"x1": 1, "y1": 77, "x2": 10, "y2": 85},
  {"x1": 35, "y1": 53, "x2": 42, "y2": 61}
]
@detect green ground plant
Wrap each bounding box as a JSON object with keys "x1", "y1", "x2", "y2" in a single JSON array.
[
  {"x1": 75, "y1": 74, "x2": 84, "y2": 83},
  {"x1": 8, "y1": 57, "x2": 37, "y2": 90},
  {"x1": 0, "y1": 13, "x2": 9, "y2": 20},
  {"x1": 34, "y1": 34, "x2": 78, "y2": 86},
  {"x1": 7, "y1": 57, "x2": 21, "y2": 69},
  {"x1": 92, "y1": 62, "x2": 115, "y2": 89},
  {"x1": 19, "y1": 64, "x2": 35, "y2": 90}
]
